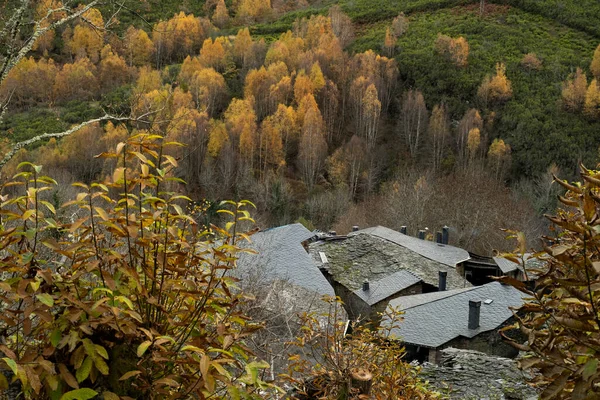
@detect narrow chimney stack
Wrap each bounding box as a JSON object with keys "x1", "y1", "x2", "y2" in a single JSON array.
[
  {"x1": 442, "y1": 226, "x2": 449, "y2": 245},
  {"x1": 436, "y1": 231, "x2": 443, "y2": 244},
  {"x1": 362, "y1": 280, "x2": 370, "y2": 291},
  {"x1": 468, "y1": 300, "x2": 481, "y2": 330},
  {"x1": 352, "y1": 225, "x2": 360, "y2": 232},
  {"x1": 400, "y1": 226, "x2": 407, "y2": 235},
  {"x1": 438, "y1": 271, "x2": 447, "y2": 291},
  {"x1": 418, "y1": 230, "x2": 425, "y2": 240}
]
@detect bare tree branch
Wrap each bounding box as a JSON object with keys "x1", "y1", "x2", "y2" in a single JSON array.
[{"x1": 0, "y1": 114, "x2": 129, "y2": 170}]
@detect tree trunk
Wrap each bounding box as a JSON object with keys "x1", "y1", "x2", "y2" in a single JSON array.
[{"x1": 350, "y1": 368, "x2": 372, "y2": 397}]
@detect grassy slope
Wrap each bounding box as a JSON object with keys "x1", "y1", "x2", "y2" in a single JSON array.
[
  {"x1": 350, "y1": 5, "x2": 599, "y2": 177},
  {"x1": 3, "y1": 0, "x2": 599, "y2": 179},
  {"x1": 252, "y1": 1, "x2": 600, "y2": 178}
]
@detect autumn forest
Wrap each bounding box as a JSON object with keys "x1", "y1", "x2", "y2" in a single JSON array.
[{"x1": 2, "y1": 0, "x2": 600, "y2": 254}]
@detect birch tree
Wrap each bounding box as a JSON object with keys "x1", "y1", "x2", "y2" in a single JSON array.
[{"x1": 0, "y1": 0, "x2": 151, "y2": 171}]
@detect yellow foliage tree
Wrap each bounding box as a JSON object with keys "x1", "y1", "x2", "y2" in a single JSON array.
[
  {"x1": 487, "y1": 138, "x2": 511, "y2": 180},
  {"x1": 478, "y1": 63, "x2": 513, "y2": 104},
  {"x1": 208, "y1": 119, "x2": 230, "y2": 157},
  {"x1": 53, "y1": 57, "x2": 99, "y2": 102},
  {"x1": 383, "y1": 27, "x2": 396, "y2": 58},
  {"x1": 67, "y1": 8, "x2": 105, "y2": 63},
  {"x1": 428, "y1": 104, "x2": 449, "y2": 171},
  {"x1": 435, "y1": 33, "x2": 469, "y2": 68},
  {"x1": 237, "y1": 0, "x2": 272, "y2": 24},
  {"x1": 99, "y1": 45, "x2": 131, "y2": 91},
  {"x1": 259, "y1": 117, "x2": 285, "y2": 173},
  {"x1": 134, "y1": 66, "x2": 162, "y2": 95},
  {"x1": 199, "y1": 37, "x2": 228, "y2": 72},
  {"x1": 561, "y1": 67, "x2": 588, "y2": 112},
  {"x1": 310, "y1": 62, "x2": 326, "y2": 92},
  {"x1": 467, "y1": 127, "x2": 481, "y2": 162},
  {"x1": 123, "y1": 26, "x2": 153, "y2": 66},
  {"x1": 32, "y1": 0, "x2": 65, "y2": 54},
  {"x1": 189, "y1": 68, "x2": 227, "y2": 116},
  {"x1": 294, "y1": 71, "x2": 315, "y2": 104},
  {"x1": 298, "y1": 100, "x2": 327, "y2": 189},
  {"x1": 212, "y1": 0, "x2": 229, "y2": 28},
  {"x1": 0, "y1": 57, "x2": 58, "y2": 105}
]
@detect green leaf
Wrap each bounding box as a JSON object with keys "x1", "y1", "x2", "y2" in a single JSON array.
[
  {"x1": 50, "y1": 329, "x2": 62, "y2": 347},
  {"x1": 75, "y1": 357, "x2": 92, "y2": 383},
  {"x1": 60, "y1": 388, "x2": 98, "y2": 400},
  {"x1": 583, "y1": 358, "x2": 598, "y2": 381},
  {"x1": 2, "y1": 358, "x2": 17, "y2": 375},
  {"x1": 94, "y1": 345, "x2": 109, "y2": 360},
  {"x1": 137, "y1": 341, "x2": 152, "y2": 357},
  {"x1": 36, "y1": 293, "x2": 54, "y2": 307}
]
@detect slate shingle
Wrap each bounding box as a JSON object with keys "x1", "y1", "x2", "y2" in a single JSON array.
[
  {"x1": 237, "y1": 223, "x2": 335, "y2": 296},
  {"x1": 384, "y1": 282, "x2": 525, "y2": 348}
]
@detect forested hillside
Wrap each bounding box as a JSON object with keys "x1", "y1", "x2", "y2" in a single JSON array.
[{"x1": 1, "y1": 0, "x2": 599, "y2": 254}]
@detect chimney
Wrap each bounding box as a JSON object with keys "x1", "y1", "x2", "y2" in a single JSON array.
[
  {"x1": 418, "y1": 230, "x2": 425, "y2": 240},
  {"x1": 442, "y1": 226, "x2": 449, "y2": 245},
  {"x1": 438, "y1": 271, "x2": 447, "y2": 291},
  {"x1": 468, "y1": 300, "x2": 481, "y2": 330},
  {"x1": 400, "y1": 226, "x2": 407, "y2": 235},
  {"x1": 329, "y1": 230, "x2": 337, "y2": 236},
  {"x1": 362, "y1": 280, "x2": 369, "y2": 291},
  {"x1": 352, "y1": 225, "x2": 359, "y2": 232},
  {"x1": 436, "y1": 231, "x2": 443, "y2": 244}
]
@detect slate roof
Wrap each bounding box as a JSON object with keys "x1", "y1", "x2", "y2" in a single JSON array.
[
  {"x1": 236, "y1": 223, "x2": 335, "y2": 297},
  {"x1": 353, "y1": 226, "x2": 470, "y2": 267},
  {"x1": 384, "y1": 282, "x2": 525, "y2": 348},
  {"x1": 309, "y1": 232, "x2": 470, "y2": 293},
  {"x1": 353, "y1": 269, "x2": 421, "y2": 305},
  {"x1": 493, "y1": 253, "x2": 547, "y2": 277}
]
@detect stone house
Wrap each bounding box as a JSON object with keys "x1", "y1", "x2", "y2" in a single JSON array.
[
  {"x1": 308, "y1": 226, "x2": 471, "y2": 321},
  {"x1": 383, "y1": 281, "x2": 525, "y2": 363}
]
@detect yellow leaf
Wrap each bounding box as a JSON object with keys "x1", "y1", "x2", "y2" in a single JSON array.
[
  {"x1": 119, "y1": 370, "x2": 141, "y2": 381},
  {"x1": 137, "y1": 341, "x2": 152, "y2": 357}
]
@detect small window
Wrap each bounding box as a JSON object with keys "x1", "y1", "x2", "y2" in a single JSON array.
[{"x1": 484, "y1": 299, "x2": 493, "y2": 305}]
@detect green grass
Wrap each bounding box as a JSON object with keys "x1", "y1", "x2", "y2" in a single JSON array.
[
  {"x1": 493, "y1": 0, "x2": 600, "y2": 38},
  {"x1": 0, "y1": 102, "x2": 103, "y2": 145}
]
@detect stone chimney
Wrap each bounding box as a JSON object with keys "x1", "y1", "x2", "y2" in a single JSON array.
[
  {"x1": 438, "y1": 271, "x2": 447, "y2": 291},
  {"x1": 400, "y1": 226, "x2": 407, "y2": 235},
  {"x1": 418, "y1": 230, "x2": 425, "y2": 240},
  {"x1": 442, "y1": 226, "x2": 449, "y2": 245},
  {"x1": 436, "y1": 231, "x2": 443, "y2": 244},
  {"x1": 362, "y1": 280, "x2": 370, "y2": 291},
  {"x1": 352, "y1": 225, "x2": 360, "y2": 232},
  {"x1": 468, "y1": 300, "x2": 481, "y2": 330}
]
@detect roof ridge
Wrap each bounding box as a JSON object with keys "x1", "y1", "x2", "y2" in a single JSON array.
[
  {"x1": 400, "y1": 286, "x2": 480, "y2": 311},
  {"x1": 369, "y1": 226, "x2": 467, "y2": 266}
]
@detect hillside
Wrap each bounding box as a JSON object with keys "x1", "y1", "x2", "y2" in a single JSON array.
[{"x1": 1, "y1": 0, "x2": 598, "y2": 253}]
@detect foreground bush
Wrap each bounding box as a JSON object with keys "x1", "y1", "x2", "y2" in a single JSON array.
[
  {"x1": 0, "y1": 133, "x2": 275, "y2": 399},
  {"x1": 501, "y1": 164, "x2": 600, "y2": 399},
  {"x1": 282, "y1": 298, "x2": 440, "y2": 399}
]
